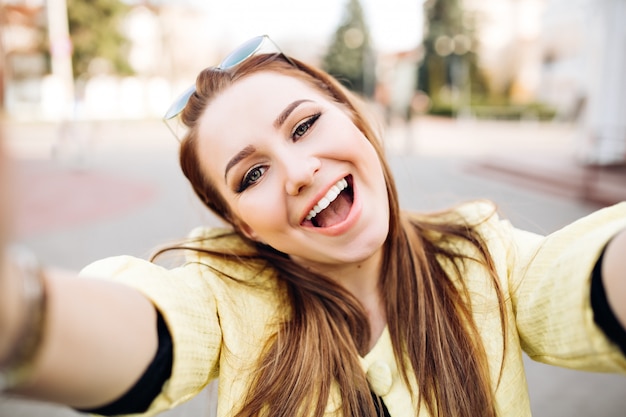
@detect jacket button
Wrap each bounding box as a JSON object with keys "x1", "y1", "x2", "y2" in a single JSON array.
[{"x1": 366, "y1": 361, "x2": 392, "y2": 396}]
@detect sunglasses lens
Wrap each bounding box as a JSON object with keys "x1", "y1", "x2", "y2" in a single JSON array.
[
  {"x1": 162, "y1": 35, "x2": 291, "y2": 140},
  {"x1": 164, "y1": 85, "x2": 196, "y2": 121},
  {"x1": 219, "y1": 35, "x2": 266, "y2": 69},
  {"x1": 163, "y1": 112, "x2": 189, "y2": 142}
]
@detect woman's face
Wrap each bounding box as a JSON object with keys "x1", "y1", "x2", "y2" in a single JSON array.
[{"x1": 196, "y1": 71, "x2": 389, "y2": 272}]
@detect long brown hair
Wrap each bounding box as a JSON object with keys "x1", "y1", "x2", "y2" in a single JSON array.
[{"x1": 167, "y1": 53, "x2": 507, "y2": 416}]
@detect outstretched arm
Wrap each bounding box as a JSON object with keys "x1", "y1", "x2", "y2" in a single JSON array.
[
  {"x1": 0, "y1": 262, "x2": 159, "y2": 410},
  {"x1": 0, "y1": 134, "x2": 160, "y2": 410},
  {"x1": 603, "y1": 228, "x2": 626, "y2": 329}
]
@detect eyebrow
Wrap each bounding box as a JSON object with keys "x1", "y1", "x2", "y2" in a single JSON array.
[
  {"x1": 224, "y1": 145, "x2": 256, "y2": 181},
  {"x1": 224, "y1": 99, "x2": 314, "y2": 181},
  {"x1": 273, "y1": 99, "x2": 313, "y2": 129}
]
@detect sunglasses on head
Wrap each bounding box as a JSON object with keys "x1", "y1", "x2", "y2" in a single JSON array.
[{"x1": 163, "y1": 35, "x2": 295, "y2": 141}]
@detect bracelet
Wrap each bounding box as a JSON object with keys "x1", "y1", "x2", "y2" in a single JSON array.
[{"x1": 0, "y1": 245, "x2": 47, "y2": 391}]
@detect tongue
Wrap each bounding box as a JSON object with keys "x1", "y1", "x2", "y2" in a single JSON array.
[{"x1": 313, "y1": 192, "x2": 352, "y2": 228}]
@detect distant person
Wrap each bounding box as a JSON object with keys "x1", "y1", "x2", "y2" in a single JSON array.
[{"x1": 1, "y1": 35, "x2": 625, "y2": 417}]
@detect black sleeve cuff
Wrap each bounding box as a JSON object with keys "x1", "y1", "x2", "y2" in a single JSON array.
[
  {"x1": 591, "y1": 249, "x2": 626, "y2": 356},
  {"x1": 77, "y1": 310, "x2": 173, "y2": 415}
]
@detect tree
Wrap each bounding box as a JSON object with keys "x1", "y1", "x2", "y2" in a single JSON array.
[
  {"x1": 66, "y1": 0, "x2": 133, "y2": 78},
  {"x1": 322, "y1": 0, "x2": 375, "y2": 97},
  {"x1": 418, "y1": 0, "x2": 487, "y2": 113}
]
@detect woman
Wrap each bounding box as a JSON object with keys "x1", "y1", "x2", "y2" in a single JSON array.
[{"x1": 1, "y1": 35, "x2": 626, "y2": 417}]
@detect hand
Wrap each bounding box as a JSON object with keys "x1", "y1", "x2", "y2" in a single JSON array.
[
  {"x1": 0, "y1": 134, "x2": 47, "y2": 391},
  {"x1": 603, "y1": 228, "x2": 626, "y2": 328},
  {"x1": 0, "y1": 136, "x2": 21, "y2": 366},
  {"x1": 0, "y1": 137, "x2": 9, "y2": 254},
  {"x1": 0, "y1": 136, "x2": 23, "y2": 370}
]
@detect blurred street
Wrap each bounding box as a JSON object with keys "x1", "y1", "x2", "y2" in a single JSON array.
[{"x1": 1, "y1": 115, "x2": 625, "y2": 416}]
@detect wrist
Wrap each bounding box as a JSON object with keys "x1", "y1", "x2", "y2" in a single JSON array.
[
  {"x1": 0, "y1": 245, "x2": 47, "y2": 391},
  {"x1": 603, "y1": 229, "x2": 626, "y2": 329},
  {"x1": 0, "y1": 254, "x2": 27, "y2": 358}
]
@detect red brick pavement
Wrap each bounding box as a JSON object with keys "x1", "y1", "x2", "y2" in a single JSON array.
[
  {"x1": 466, "y1": 156, "x2": 626, "y2": 207},
  {"x1": 13, "y1": 160, "x2": 157, "y2": 238}
]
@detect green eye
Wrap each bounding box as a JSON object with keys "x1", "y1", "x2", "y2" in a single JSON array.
[
  {"x1": 238, "y1": 166, "x2": 267, "y2": 192},
  {"x1": 248, "y1": 168, "x2": 262, "y2": 182},
  {"x1": 294, "y1": 124, "x2": 308, "y2": 137},
  {"x1": 292, "y1": 113, "x2": 321, "y2": 140}
]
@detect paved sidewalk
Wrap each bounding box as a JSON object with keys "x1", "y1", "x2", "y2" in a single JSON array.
[
  {"x1": 388, "y1": 115, "x2": 626, "y2": 206},
  {"x1": 1, "y1": 116, "x2": 624, "y2": 416}
]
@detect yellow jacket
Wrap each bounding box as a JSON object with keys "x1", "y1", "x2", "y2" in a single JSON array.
[{"x1": 81, "y1": 201, "x2": 626, "y2": 416}]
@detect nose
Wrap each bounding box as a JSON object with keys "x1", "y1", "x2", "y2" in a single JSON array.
[{"x1": 284, "y1": 154, "x2": 321, "y2": 196}]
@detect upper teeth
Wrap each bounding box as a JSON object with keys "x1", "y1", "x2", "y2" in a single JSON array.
[{"x1": 306, "y1": 178, "x2": 348, "y2": 221}]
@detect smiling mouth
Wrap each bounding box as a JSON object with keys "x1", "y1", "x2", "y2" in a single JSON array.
[{"x1": 302, "y1": 175, "x2": 354, "y2": 228}]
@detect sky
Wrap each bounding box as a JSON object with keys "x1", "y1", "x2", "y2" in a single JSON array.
[{"x1": 189, "y1": 0, "x2": 425, "y2": 53}]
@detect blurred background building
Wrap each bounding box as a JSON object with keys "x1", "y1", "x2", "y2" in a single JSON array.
[{"x1": 0, "y1": 0, "x2": 625, "y2": 164}]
